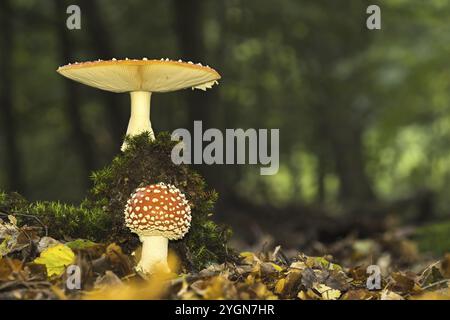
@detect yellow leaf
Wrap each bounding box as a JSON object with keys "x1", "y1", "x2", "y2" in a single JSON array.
[
  {"x1": 298, "y1": 289, "x2": 321, "y2": 300},
  {"x1": 269, "y1": 262, "x2": 284, "y2": 272},
  {"x1": 298, "y1": 290, "x2": 308, "y2": 300},
  {"x1": 252, "y1": 282, "x2": 278, "y2": 300},
  {"x1": 306, "y1": 256, "x2": 342, "y2": 271},
  {"x1": 8, "y1": 215, "x2": 17, "y2": 225},
  {"x1": 105, "y1": 243, "x2": 124, "y2": 264},
  {"x1": 251, "y1": 262, "x2": 261, "y2": 275},
  {"x1": 289, "y1": 261, "x2": 307, "y2": 271},
  {"x1": 245, "y1": 274, "x2": 256, "y2": 285},
  {"x1": 0, "y1": 237, "x2": 10, "y2": 257},
  {"x1": 34, "y1": 244, "x2": 75, "y2": 277},
  {"x1": 85, "y1": 279, "x2": 167, "y2": 300},
  {"x1": 380, "y1": 289, "x2": 404, "y2": 300},
  {"x1": 240, "y1": 251, "x2": 259, "y2": 265},
  {"x1": 314, "y1": 284, "x2": 341, "y2": 300},
  {"x1": 240, "y1": 251, "x2": 254, "y2": 258},
  {"x1": 274, "y1": 278, "x2": 286, "y2": 294},
  {"x1": 202, "y1": 275, "x2": 236, "y2": 300},
  {"x1": 413, "y1": 289, "x2": 450, "y2": 300}
]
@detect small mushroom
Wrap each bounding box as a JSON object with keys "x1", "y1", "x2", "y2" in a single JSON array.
[
  {"x1": 57, "y1": 58, "x2": 221, "y2": 150},
  {"x1": 124, "y1": 182, "x2": 191, "y2": 274}
]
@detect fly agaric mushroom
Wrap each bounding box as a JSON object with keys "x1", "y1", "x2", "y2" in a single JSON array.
[
  {"x1": 57, "y1": 58, "x2": 221, "y2": 150},
  {"x1": 124, "y1": 182, "x2": 191, "y2": 274}
]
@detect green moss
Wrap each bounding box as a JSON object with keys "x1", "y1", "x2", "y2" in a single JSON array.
[
  {"x1": 0, "y1": 193, "x2": 111, "y2": 240},
  {"x1": 0, "y1": 191, "x2": 28, "y2": 210},
  {"x1": 414, "y1": 220, "x2": 450, "y2": 256}
]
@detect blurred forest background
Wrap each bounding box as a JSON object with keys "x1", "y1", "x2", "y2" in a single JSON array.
[{"x1": 1, "y1": 0, "x2": 450, "y2": 251}]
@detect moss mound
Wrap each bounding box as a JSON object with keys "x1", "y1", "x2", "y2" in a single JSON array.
[{"x1": 85, "y1": 132, "x2": 233, "y2": 270}]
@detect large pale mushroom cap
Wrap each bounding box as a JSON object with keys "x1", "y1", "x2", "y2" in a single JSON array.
[{"x1": 57, "y1": 58, "x2": 221, "y2": 93}]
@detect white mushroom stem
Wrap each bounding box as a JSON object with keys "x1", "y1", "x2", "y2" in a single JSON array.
[
  {"x1": 136, "y1": 235, "x2": 170, "y2": 274},
  {"x1": 121, "y1": 91, "x2": 155, "y2": 151}
]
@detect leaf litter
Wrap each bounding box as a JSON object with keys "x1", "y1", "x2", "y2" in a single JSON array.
[{"x1": 0, "y1": 215, "x2": 449, "y2": 300}]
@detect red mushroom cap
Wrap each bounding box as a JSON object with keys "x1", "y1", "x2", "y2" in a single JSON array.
[{"x1": 124, "y1": 182, "x2": 192, "y2": 240}]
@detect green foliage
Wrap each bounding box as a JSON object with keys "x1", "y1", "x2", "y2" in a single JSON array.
[
  {"x1": 84, "y1": 131, "x2": 233, "y2": 270},
  {"x1": 0, "y1": 192, "x2": 111, "y2": 240},
  {"x1": 414, "y1": 221, "x2": 450, "y2": 256}
]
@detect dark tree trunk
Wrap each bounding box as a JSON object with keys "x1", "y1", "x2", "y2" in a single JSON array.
[
  {"x1": 330, "y1": 125, "x2": 374, "y2": 203},
  {"x1": 0, "y1": 0, "x2": 24, "y2": 192},
  {"x1": 317, "y1": 153, "x2": 326, "y2": 203},
  {"x1": 311, "y1": 83, "x2": 375, "y2": 205},
  {"x1": 54, "y1": 0, "x2": 95, "y2": 190},
  {"x1": 79, "y1": 0, "x2": 126, "y2": 149},
  {"x1": 295, "y1": 1, "x2": 376, "y2": 206},
  {"x1": 172, "y1": 0, "x2": 225, "y2": 190},
  {"x1": 172, "y1": 0, "x2": 211, "y2": 129},
  {"x1": 171, "y1": 0, "x2": 237, "y2": 219}
]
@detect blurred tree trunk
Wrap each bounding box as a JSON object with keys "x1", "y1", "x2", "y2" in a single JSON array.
[
  {"x1": 79, "y1": 0, "x2": 125, "y2": 150},
  {"x1": 310, "y1": 75, "x2": 374, "y2": 205},
  {"x1": 173, "y1": 0, "x2": 222, "y2": 187},
  {"x1": 172, "y1": 0, "x2": 212, "y2": 129},
  {"x1": 0, "y1": 0, "x2": 24, "y2": 192},
  {"x1": 316, "y1": 152, "x2": 326, "y2": 203},
  {"x1": 297, "y1": 1, "x2": 375, "y2": 205},
  {"x1": 330, "y1": 124, "x2": 374, "y2": 203},
  {"x1": 54, "y1": 0, "x2": 95, "y2": 189}
]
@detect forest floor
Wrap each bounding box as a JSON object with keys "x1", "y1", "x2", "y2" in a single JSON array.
[{"x1": 0, "y1": 214, "x2": 449, "y2": 300}]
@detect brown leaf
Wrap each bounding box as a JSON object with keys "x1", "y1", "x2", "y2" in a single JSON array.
[
  {"x1": 0, "y1": 258, "x2": 24, "y2": 281},
  {"x1": 191, "y1": 275, "x2": 238, "y2": 299},
  {"x1": 278, "y1": 270, "x2": 302, "y2": 298},
  {"x1": 300, "y1": 268, "x2": 317, "y2": 289},
  {"x1": 390, "y1": 272, "x2": 417, "y2": 293},
  {"x1": 341, "y1": 289, "x2": 375, "y2": 300},
  {"x1": 348, "y1": 265, "x2": 368, "y2": 283},
  {"x1": 317, "y1": 269, "x2": 351, "y2": 291},
  {"x1": 440, "y1": 253, "x2": 450, "y2": 278}
]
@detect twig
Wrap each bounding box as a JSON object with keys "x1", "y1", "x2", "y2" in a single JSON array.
[
  {"x1": 418, "y1": 260, "x2": 441, "y2": 286},
  {"x1": 421, "y1": 279, "x2": 450, "y2": 291},
  {"x1": 169, "y1": 274, "x2": 204, "y2": 286},
  {"x1": 0, "y1": 280, "x2": 21, "y2": 291},
  {"x1": 0, "y1": 210, "x2": 48, "y2": 236}
]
